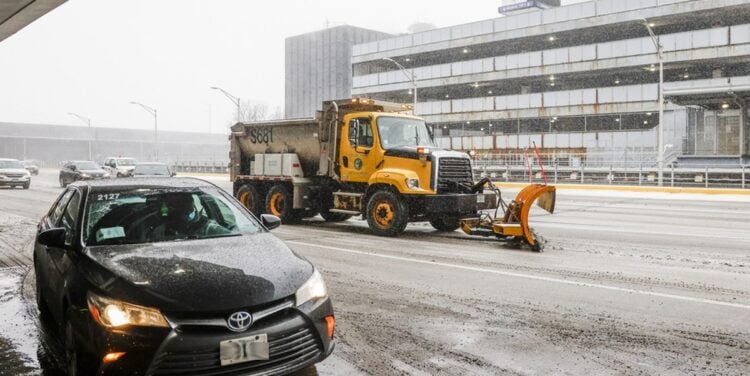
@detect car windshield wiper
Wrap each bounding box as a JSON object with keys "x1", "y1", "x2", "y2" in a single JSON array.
[{"x1": 185, "y1": 233, "x2": 242, "y2": 240}]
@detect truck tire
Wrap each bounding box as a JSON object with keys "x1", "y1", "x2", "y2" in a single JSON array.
[
  {"x1": 429, "y1": 215, "x2": 461, "y2": 232},
  {"x1": 366, "y1": 190, "x2": 409, "y2": 237},
  {"x1": 237, "y1": 185, "x2": 263, "y2": 217},
  {"x1": 266, "y1": 185, "x2": 297, "y2": 223}
]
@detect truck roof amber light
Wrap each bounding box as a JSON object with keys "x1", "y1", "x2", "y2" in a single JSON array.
[
  {"x1": 417, "y1": 147, "x2": 430, "y2": 154},
  {"x1": 103, "y1": 352, "x2": 126, "y2": 363},
  {"x1": 325, "y1": 315, "x2": 335, "y2": 339}
]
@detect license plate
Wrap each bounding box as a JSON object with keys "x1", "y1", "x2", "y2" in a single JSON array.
[
  {"x1": 219, "y1": 334, "x2": 269, "y2": 366},
  {"x1": 477, "y1": 194, "x2": 485, "y2": 204}
]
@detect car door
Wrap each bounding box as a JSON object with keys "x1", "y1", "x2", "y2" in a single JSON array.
[
  {"x1": 37, "y1": 189, "x2": 74, "y2": 318},
  {"x1": 47, "y1": 189, "x2": 82, "y2": 322}
]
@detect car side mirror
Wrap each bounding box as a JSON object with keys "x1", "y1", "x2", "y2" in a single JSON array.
[
  {"x1": 38, "y1": 228, "x2": 67, "y2": 248},
  {"x1": 70, "y1": 166, "x2": 77, "y2": 171},
  {"x1": 260, "y1": 214, "x2": 281, "y2": 230}
]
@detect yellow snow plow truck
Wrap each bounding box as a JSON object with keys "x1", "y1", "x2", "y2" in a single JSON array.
[{"x1": 229, "y1": 98, "x2": 499, "y2": 237}]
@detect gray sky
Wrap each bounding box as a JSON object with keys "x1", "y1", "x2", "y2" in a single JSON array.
[{"x1": 0, "y1": 0, "x2": 580, "y2": 133}]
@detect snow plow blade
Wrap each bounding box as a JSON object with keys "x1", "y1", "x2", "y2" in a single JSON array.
[{"x1": 461, "y1": 184, "x2": 556, "y2": 252}]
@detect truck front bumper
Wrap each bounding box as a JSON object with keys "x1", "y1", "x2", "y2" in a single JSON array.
[{"x1": 416, "y1": 192, "x2": 497, "y2": 215}]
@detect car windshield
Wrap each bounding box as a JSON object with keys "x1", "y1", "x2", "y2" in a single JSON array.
[
  {"x1": 116, "y1": 158, "x2": 137, "y2": 166},
  {"x1": 75, "y1": 162, "x2": 100, "y2": 170},
  {"x1": 0, "y1": 160, "x2": 23, "y2": 169},
  {"x1": 21, "y1": 161, "x2": 35, "y2": 167},
  {"x1": 84, "y1": 187, "x2": 261, "y2": 246},
  {"x1": 377, "y1": 116, "x2": 436, "y2": 149},
  {"x1": 134, "y1": 164, "x2": 169, "y2": 175}
]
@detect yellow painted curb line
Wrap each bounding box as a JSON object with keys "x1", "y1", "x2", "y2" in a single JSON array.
[{"x1": 494, "y1": 182, "x2": 750, "y2": 195}]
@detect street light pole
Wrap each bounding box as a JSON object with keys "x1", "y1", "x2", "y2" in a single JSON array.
[
  {"x1": 210, "y1": 86, "x2": 241, "y2": 123},
  {"x1": 130, "y1": 101, "x2": 159, "y2": 161},
  {"x1": 643, "y1": 18, "x2": 665, "y2": 186},
  {"x1": 68, "y1": 112, "x2": 93, "y2": 161},
  {"x1": 382, "y1": 57, "x2": 417, "y2": 112}
]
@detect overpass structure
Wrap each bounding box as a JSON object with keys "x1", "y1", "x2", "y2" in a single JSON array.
[{"x1": 0, "y1": 0, "x2": 66, "y2": 43}]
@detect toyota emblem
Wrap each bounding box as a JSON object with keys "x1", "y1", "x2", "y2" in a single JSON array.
[{"x1": 226, "y1": 311, "x2": 253, "y2": 332}]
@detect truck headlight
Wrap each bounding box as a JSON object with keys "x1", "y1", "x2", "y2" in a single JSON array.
[
  {"x1": 87, "y1": 292, "x2": 169, "y2": 329},
  {"x1": 405, "y1": 178, "x2": 420, "y2": 190},
  {"x1": 295, "y1": 269, "x2": 327, "y2": 306}
]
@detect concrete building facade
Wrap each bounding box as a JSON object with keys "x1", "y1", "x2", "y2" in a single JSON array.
[
  {"x1": 285, "y1": 25, "x2": 391, "y2": 118},
  {"x1": 350, "y1": 0, "x2": 750, "y2": 167}
]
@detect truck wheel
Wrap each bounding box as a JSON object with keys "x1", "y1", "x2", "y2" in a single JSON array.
[
  {"x1": 237, "y1": 185, "x2": 263, "y2": 217},
  {"x1": 429, "y1": 215, "x2": 461, "y2": 232},
  {"x1": 366, "y1": 190, "x2": 408, "y2": 237},
  {"x1": 266, "y1": 185, "x2": 297, "y2": 223}
]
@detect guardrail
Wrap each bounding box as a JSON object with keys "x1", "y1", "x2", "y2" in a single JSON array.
[
  {"x1": 171, "y1": 161, "x2": 229, "y2": 174},
  {"x1": 473, "y1": 162, "x2": 748, "y2": 189}
]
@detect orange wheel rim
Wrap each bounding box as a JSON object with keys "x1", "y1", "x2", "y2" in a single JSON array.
[
  {"x1": 373, "y1": 202, "x2": 394, "y2": 228},
  {"x1": 270, "y1": 192, "x2": 284, "y2": 216},
  {"x1": 239, "y1": 192, "x2": 251, "y2": 209}
]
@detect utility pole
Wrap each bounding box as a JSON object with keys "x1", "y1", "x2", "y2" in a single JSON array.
[
  {"x1": 211, "y1": 86, "x2": 241, "y2": 123},
  {"x1": 68, "y1": 112, "x2": 93, "y2": 160},
  {"x1": 130, "y1": 101, "x2": 158, "y2": 160},
  {"x1": 643, "y1": 18, "x2": 665, "y2": 186}
]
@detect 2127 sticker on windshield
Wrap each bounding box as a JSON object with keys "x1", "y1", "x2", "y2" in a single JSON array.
[{"x1": 96, "y1": 226, "x2": 125, "y2": 242}]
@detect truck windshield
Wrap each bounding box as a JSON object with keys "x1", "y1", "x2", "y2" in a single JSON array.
[{"x1": 377, "y1": 116, "x2": 436, "y2": 149}]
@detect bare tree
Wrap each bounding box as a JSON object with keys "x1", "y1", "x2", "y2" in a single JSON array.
[
  {"x1": 239, "y1": 99, "x2": 268, "y2": 122},
  {"x1": 269, "y1": 105, "x2": 284, "y2": 120}
]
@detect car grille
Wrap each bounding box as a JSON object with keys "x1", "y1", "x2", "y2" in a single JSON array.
[
  {"x1": 4, "y1": 173, "x2": 25, "y2": 178},
  {"x1": 437, "y1": 157, "x2": 473, "y2": 192},
  {"x1": 148, "y1": 327, "x2": 321, "y2": 376}
]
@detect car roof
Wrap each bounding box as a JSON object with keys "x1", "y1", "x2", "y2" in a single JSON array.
[
  {"x1": 0, "y1": 158, "x2": 20, "y2": 162},
  {"x1": 70, "y1": 177, "x2": 217, "y2": 192},
  {"x1": 71, "y1": 160, "x2": 97, "y2": 164},
  {"x1": 135, "y1": 162, "x2": 167, "y2": 166}
]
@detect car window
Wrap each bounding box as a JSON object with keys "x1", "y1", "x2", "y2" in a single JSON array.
[
  {"x1": 61, "y1": 191, "x2": 81, "y2": 245},
  {"x1": 83, "y1": 187, "x2": 262, "y2": 246},
  {"x1": 50, "y1": 189, "x2": 75, "y2": 226}
]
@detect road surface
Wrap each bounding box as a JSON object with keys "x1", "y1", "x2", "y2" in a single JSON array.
[{"x1": 0, "y1": 170, "x2": 748, "y2": 375}]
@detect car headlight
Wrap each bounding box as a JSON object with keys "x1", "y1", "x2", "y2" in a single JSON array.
[
  {"x1": 295, "y1": 269, "x2": 328, "y2": 307},
  {"x1": 87, "y1": 292, "x2": 169, "y2": 329},
  {"x1": 103, "y1": 172, "x2": 111, "y2": 178},
  {"x1": 405, "y1": 178, "x2": 420, "y2": 190},
  {"x1": 80, "y1": 173, "x2": 90, "y2": 178}
]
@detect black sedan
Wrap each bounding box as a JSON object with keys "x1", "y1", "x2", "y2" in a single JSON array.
[
  {"x1": 59, "y1": 161, "x2": 110, "y2": 187},
  {"x1": 34, "y1": 178, "x2": 335, "y2": 375}
]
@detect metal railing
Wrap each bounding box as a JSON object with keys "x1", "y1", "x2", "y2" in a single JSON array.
[{"x1": 471, "y1": 152, "x2": 748, "y2": 189}]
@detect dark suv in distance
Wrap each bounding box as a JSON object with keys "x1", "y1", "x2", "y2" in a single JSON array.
[
  {"x1": 34, "y1": 178, "x2": 335, "y2": 375},
  {"x1": 59, "y1": 161, "x2": 109, "y2": 187}
]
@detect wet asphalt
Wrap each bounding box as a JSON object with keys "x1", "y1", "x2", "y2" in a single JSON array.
[{"x1": 0, "y1": 170, "x2": 749, "y2": 375}]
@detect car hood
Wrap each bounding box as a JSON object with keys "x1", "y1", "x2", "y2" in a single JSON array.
[
  {"x1": 0, "y1": 168, "x2": 28, "y2": 174},
  {"x1": 82, "y1": 234, "x2": 312, "y2": 312}
]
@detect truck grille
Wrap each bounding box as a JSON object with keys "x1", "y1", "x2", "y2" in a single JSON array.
[
  {"x1": 149, "y1": 327, "x2": 320, "y2": 376},
  {"x1": 437, "y1": 157, "x2": 473, "y2": 192}
]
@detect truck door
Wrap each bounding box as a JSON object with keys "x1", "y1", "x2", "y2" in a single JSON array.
[{"x1": 340, "y1": 117, "x2": 379, "y2": 183}]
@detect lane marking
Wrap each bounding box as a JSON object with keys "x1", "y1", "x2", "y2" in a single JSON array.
[
  {"x1": 288, "y1": 240, "x2": 750, "y2": 311},
  {"x1": 530, "y1": 221, "x2": 750, "y2": 242}
]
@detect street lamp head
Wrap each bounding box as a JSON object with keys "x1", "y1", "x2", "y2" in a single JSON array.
[
  {"x1": 210, "y1": 86, "x2": 219, "y2": 90},
  {"x1": 129, "y1": 101, "x2": 138, "y2": 105}
]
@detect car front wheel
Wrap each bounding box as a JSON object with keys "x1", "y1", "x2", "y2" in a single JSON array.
[{"x1": 64, "y1": 310, "x2": 94, "y2": 376}]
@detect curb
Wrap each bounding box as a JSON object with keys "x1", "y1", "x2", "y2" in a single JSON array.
[{"x1": 494, "y1": 182, "x2": 750, "y2": 195}]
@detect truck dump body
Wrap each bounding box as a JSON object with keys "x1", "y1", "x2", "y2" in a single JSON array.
[{"x1": 231, "y1": 118, "x2": 321, "y2": 179}]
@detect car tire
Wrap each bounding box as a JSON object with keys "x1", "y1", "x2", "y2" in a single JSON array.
[
  {"x1": 34, "y1": 269, "x2": 51, "y2": 323},
  {"x1": 265, "y1": 185, "x2": 298, "y2": 223},
  {"x1": 23, "y1": 182, "x2": 30, "y2": 190},
  {"x1": 366, "y1": 190, "x2": 409, "y2": 237},
  {"x1": 428, "y1": 215, "x2": 461, "y2": 232},
  {"x1": 64, "y1": 310, "x2": 95, "y2": 376},
  {"x1": 237, "y1": 184, "x2": 263, "y2": 217}
]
